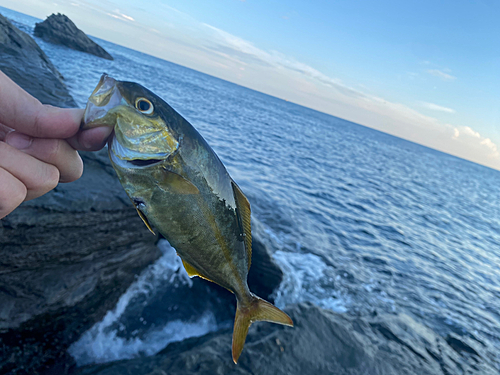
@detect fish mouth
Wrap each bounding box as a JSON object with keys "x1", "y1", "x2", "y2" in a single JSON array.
[
  {"x1": 109, "y1": 151, "x2": 165, "y2": 169},
  {"x1": 128, "y1": 159, "x2": 163, "y2": 166},
  {"x1": 109, "y1": 135, "x2": 166, "y2": 168},
  {"x1": 82, "y1": 73, "x2": 123, "y2": 129}
]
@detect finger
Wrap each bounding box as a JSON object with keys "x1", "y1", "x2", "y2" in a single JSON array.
[
  {"x1": 0, "y1": 141, "x2": 60, "y2": 200},
  {"x1": 5, "y1": 131, "x2": 83, "y2": 183},
  {"x1": 0, "y1": 71, "x2": 83, "y2": 138},
  {"x1": 66, "y1": 126, "x2": 113, "y2": 151},
  {"x1": 0, "y1": 167, "x2": 27, "y2": 219}
]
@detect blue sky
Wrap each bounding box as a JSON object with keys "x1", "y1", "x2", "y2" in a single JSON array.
[{"x1": 2, "y1": 0, "x2": 500, "y2": 169}]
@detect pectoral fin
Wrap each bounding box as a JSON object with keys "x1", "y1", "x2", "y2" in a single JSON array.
[
  {"x1": 135, "y1": 207, "x2": 155, "y2": 235},
  {"x1": 130, "y1": 198, "x2": 155, "y2": 235},
  {"x1": 231, "y1": 180, "x2": 252, "y2": 270},
  {"x1": 157, "y1": 167, "x2": 200, "y2": 194}
]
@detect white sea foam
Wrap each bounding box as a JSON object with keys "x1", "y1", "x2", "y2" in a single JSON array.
[
  {"x1": 272, "y1": 251, "x2": 349, "y2": 313},
  {"x1": 68, "y1": 240, "x2": 218, "y2": 366},
  {"x1": 69, "y1": 311, "x2": 217, "y2": 366}
]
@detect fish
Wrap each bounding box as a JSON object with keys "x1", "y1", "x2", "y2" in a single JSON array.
[{"x1": 81, "y1": 74, "x2": 293, "y2": 363}]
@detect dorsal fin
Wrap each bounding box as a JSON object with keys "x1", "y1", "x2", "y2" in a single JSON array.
[{"x1": 231, "y1": 179, "x2": 252, "y2": 270}]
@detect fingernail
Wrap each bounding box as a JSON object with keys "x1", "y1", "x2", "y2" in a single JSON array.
[
  {"x1": 68, "y1": 108, "x2": 85, "y2": 125},
  {"x1": 6, "y1": 132, "x2": 33, "y2": 150}
]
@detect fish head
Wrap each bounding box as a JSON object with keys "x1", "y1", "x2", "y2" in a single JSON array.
[{"x1": 82, "y1": 74, "x2": 178, "y2": 165}]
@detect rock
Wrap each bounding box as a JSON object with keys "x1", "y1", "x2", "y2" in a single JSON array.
[
  {"x1": 247, "y1": 238, "x2": 283, "y2": 302},
  {"x1": 34, "y1": 14, "x2": 113, "y2": 60},
  {"x1": 74, "y1": 303, "x2": 495, "y2": 375},
  {"x1": 0, "y1": 150, "x2": 161, "y2": 375},
  {"x1": 0, "y1": 13, "x2": 76, "y2": 107}
]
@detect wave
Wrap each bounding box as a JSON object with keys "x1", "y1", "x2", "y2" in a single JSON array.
[{"x1": 68, "y1": 240, "x2": 219, "y2": 366}]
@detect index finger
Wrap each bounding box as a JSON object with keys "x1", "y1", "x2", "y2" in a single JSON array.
[{"x1": 0, "y1": 70, "x2": 83, "y2": 139}]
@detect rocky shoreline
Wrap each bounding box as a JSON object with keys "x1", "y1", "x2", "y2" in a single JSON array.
[
  {"x1": 74, "y1": 302, "x2": 475, "y2": 375},
  {"x1": 0, "y1": 13, "x2": 151, "y2": 374}
]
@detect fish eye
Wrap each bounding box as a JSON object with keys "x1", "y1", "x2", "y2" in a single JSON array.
[{"x1": 135, "y1": 98, "x2": 154, "y2": 115}]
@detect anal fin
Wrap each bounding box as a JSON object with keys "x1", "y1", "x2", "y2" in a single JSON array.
[
  {"x1": 181, "y1": 258, "x2": 215, "y2": 284},
  {"x1": 182, "y1": 259, "x2": 201, "y2": 278}
]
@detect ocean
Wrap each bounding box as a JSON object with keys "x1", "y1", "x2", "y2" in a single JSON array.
[{"x1": 2, "y1": 6, "x2": 500, "y2": 373}]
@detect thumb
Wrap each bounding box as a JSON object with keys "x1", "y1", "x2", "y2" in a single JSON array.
[{"x1": 0, "y1": 71, "x2": 83, "y2": 138}]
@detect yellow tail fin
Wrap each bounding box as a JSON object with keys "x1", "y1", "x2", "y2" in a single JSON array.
[{"x1": 232, "y1": 295, "x2": 293, "y2": 364}]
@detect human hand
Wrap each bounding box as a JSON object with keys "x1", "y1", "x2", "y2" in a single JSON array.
[{"x1": 0, "y1": 71, "x2": 113, "y2": 219}]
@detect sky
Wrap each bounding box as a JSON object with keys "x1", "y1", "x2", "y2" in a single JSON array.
[{"x1": 2, "y1": 0, "x2": 500, "y2": 169}]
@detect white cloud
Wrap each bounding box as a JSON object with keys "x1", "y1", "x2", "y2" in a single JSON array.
[
  {"x1": 421, "y1": 102, "x2": 456, "y2": 113},
  {"x1": 119, "y1": 13, "x2": 134, "y2": 21},
  {"x1": 427, "y1": 69, "x2": 457, "y2": 81},
  {"x1": 451, "y1": 126, "x2": 500, "y2": 160},
  {"x1": 462, "y1": 126, "x2": 480, "y2": 138},
  {"x1": 480, "y1": 138, "x2": 500, "y2": 158},
  {"x1": 201, "y1": 24, "x2": 348, "y2": 89},
  {"x1": 106, "y1": 9, "x2": 134, "y2": 22}
]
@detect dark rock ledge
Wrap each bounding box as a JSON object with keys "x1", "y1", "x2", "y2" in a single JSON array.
[
  {"x1": 34, "y1": 14, "x2": 113, "y2": 61},
  {"x1": 0, "y1": 150, "x2": 162, "y2": 375}
]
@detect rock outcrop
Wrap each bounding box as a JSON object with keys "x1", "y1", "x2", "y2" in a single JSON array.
[
  {"x1": 34, "y1": 14, "x2": 113, "y2": 60},
  {"x1": 0, "y1": 150, "x2": 162, "y2": 375},
  {"x1": 75, "y1": 303, "x2": 478, "y2": 375},
  {"x1": 0, "y1": 13, "x2": 76, "y2": 107}
]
